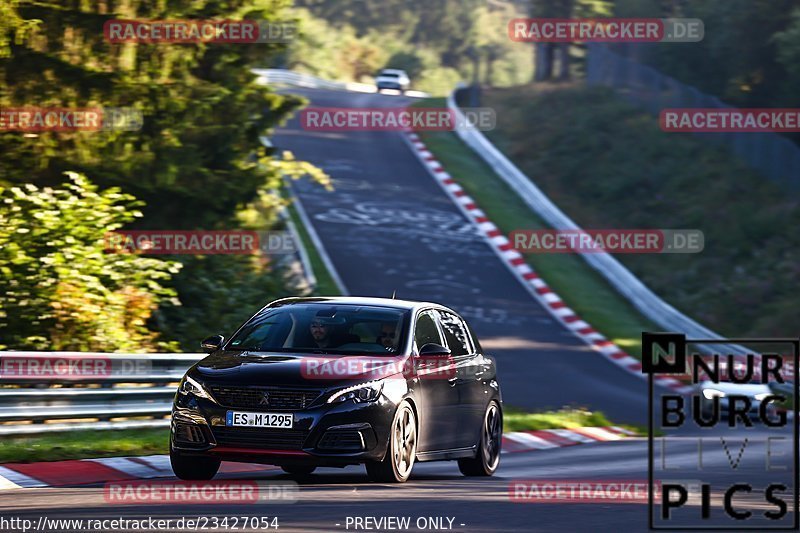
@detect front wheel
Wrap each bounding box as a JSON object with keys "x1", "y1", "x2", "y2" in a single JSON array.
[
  {"x1": 366, "y1": 402, "x2": 417, "y2": 483},
  {"x1": 458, "y1": 400, "x2": 502, "y2": 477},
  {"x1": 170, "y1": 447, "x2": 220, "y2": 480}
]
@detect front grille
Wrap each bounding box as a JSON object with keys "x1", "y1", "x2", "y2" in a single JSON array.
[
  {"x1": 212, "y1": 427, "x2": 308, "y2": 450},
  {"x1": 208, "y1": 386, "x2": 322, "y2": 410}
]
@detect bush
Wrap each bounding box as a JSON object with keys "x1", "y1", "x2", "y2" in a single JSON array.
[{"x1": 0, "y1": 173, "x2": 180, "y2": 351}]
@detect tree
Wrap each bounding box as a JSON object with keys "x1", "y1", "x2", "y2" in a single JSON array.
[
  {"x1": 293, "y1": 0, "x2": 532, "y2": 92},
  {"x1": 530, "y1": 0, "x2": 612, "y2": 82},
  {"x1": 0, "y1": 0, "x2": 305, "y2": 229},
  {"x1": 0, "y1": 1, "x2": 329, "y2": 351}
]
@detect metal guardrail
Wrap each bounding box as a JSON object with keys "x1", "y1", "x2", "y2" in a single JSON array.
[
  {"x1": 0, "y1": 352, "x2": 203, "y2": 435},
  {"x1": 252, "y1": 68, "x2": 430, "y2": 98},
  {"x1": 252, "y1": 68, "x2": 378, "y2": 93},
  {"x1": 446, "y1": 86, "x2": 750, "y2": 357}
]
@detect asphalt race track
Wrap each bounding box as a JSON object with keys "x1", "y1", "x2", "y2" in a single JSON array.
[
  {"x1": 273, "y1": 87, "x2": 653, "y2": 425},
  {"x1": 0, "y1": 429, "x2": 793, "y2": 531}
]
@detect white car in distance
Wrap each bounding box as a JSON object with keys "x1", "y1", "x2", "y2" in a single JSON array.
[{"x1": 375, "y1": 69, "x2": 410, "y2": 93}]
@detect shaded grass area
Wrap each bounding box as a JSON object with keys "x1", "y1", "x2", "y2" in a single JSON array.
[
  {"x1": 412, "y1": 97, "x2": 657, "y2": 359},
  {"x1": 481, "y1": 84, "x2": 799, "y2": 340},
  {"x1": 0, "y1": 428, "x2": 169, "y2": 464}
]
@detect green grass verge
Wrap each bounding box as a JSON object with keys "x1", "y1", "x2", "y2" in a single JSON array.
[
  {"x1": 479, "y1": 85, "x2": 798, "y2": 340},
  {"x1": 412, "y1": 97, "x2": 657, "y2": 359},
  {"x1": 0, "y1": 428, "x2": 169, "y2": 464},
  {"x1": 503, "y1": 407, "x2": 645, "y2": 436},
  {"x1": 286, "y1": 201, "x2": 341, "y2": 296}
]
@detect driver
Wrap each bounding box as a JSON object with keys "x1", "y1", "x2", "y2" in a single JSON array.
[{"x1": 309, "y1": 319, "x2": 334, "y2": 348}]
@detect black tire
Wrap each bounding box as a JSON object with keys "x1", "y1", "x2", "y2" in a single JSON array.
[
  {"x1": 366, "y1": 402, "x2": 417, "y2": 483},
  {"x1": 458, "y1": 400, "x2": 502, "y2": 477},
  {"x1": 170, "y1": 448, "x2": 220, "y2": 480},
  {"x1": 281, "y1": 465, "x2": 316, "y2": 476}
]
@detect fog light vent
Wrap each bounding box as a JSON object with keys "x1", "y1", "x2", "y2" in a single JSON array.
[
  {"x1": 317, "y1": 430, "x2": 365, "y2": 451},
  {"x1": 175, "y1": 423, "x2": 206, "y2": 445}
]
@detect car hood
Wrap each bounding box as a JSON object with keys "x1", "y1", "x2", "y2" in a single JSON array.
[
  {"x1": 192, "y1": 350, "x2": 410, "y2": 388},
  {"x1": 697, "y1": 381, "x2": 771, "y2": 396},
  {"x1": 375, "y1": 76, "x2": 403, "y2": 82}
]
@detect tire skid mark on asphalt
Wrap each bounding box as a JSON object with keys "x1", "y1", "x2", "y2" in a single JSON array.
[
  {"x1": 0, "y1": 428, "x2": 634, "y2": 489},
  {"x1": 402, "y1": 131, "x2": 694, "y2": 396}
]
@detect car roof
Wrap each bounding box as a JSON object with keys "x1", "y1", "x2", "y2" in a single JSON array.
[
  {"x1": 379, "y1": 69, "x2": 406, "y2": 75},
  {"x1": 266, "y1": 296, "x2": 447, "y2": 313}
]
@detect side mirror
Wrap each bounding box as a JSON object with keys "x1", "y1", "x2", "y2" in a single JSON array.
[
  {"x1": 201, "y1": 334, "x2": 225, "y2": 354},
  {"x1": 419, "y1": 343, "x2": 451, "y2": 357}
]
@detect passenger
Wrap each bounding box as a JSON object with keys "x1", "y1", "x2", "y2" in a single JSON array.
[{"x1": 377, "y1": 323, "x2": 399, "y2": 350}]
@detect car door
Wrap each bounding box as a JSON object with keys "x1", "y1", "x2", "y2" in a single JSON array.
[
  {"x1": 435, "y1": 310, "x2": 490, "y2": 449},
  {"x1": 412, "y1": 309, "x2": 461, "y2": 452}
]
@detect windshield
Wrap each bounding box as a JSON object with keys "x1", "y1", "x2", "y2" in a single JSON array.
[
  {"x1": 379, "y1": 72, "x2": 400, "y2": 77},
  {"x1": 227, "y1": 304, "x2": 410, "y2": 355}
]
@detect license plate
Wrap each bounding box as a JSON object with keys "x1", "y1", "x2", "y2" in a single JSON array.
[{"x1": 226, "y1": 411, "x2": 293, "y2": 428}]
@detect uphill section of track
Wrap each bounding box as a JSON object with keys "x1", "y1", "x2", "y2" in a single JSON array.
[{"x1": 274, "y1": 87, "x2": 652, "y2": 424}]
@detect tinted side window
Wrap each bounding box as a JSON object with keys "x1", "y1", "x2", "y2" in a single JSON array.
[
  {"x1": 414, "y1": 312, "x2": 443, "y2": 350},
  {"x1": 436, "y1": 311, "x2": 472, "y2": 357}
]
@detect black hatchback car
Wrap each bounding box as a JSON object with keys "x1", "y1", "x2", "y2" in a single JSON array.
[{"x1": 170, "y1": 296, "x2": 502, "y2": 483}]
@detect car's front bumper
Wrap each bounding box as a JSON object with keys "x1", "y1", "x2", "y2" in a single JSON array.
[
  {"x1": 171, "y1": 392, "x2": 395, "y2": 466},
  {"x1": 697, "y1": 397, "x2": 776, "y2": 422},
  {"x1": 376, "y1": 82, "x2": 405, "y2": 90}
]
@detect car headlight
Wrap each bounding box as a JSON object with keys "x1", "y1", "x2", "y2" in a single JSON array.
[
  {"x1": 327, "y1": 380, "x2": 384, "y2": 404},
  {"x1": 702, "y1": 388, "x2": 726, "y2": 400},
  {"x1": 179, "y1": 375, "x2": 212, "y2": 400},
  {"x1": 754, "y1": 393, "x2": 771, "y2": 401}
]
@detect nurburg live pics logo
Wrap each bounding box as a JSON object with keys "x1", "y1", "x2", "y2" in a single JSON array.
[{"x1": 643, "y1": 332, "x2": 799, "y2": 530}]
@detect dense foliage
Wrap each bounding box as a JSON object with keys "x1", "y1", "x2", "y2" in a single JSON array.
[
  {"x1": 289, "y1": 0, "x2": 534, "y2": 92},
  {"x1": 0, "y1": 0, "x2": 325, "y2": 351},
  {"x1": 0, "y1": 174, "x2": 179, "y2": 351}
]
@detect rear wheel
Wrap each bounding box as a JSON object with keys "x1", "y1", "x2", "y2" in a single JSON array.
[
  {"x1": 458, "y1": 401, "x2": 501, "y2": 477},
  {"x1": 170, "y1": 447, "x2": 220, "y2": 480},
  {"x1": 281, "y1": 465, "x2": 316, "y2": 476},
  {"x1": 366, "y1": 402, "x2": 417, "y2": 483}
]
